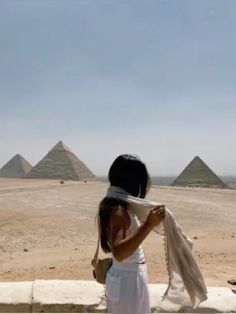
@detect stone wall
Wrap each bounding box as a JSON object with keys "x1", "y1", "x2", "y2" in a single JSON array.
[{"x1": 0, "y1": 280, "x2": 236, "y2": 313}]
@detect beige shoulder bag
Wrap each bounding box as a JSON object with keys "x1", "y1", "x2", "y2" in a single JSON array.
[{"x1": 91, "y1": 233, "x2": 112, "y2": 284}]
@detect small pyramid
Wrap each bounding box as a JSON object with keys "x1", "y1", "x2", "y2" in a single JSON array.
[
  {"x1": 27, "y1": 141, "x2": 96, "y2": 181},
  {"x1": 172, "y1": 156, "x2": 227, "y2": 188},
  {"x1": 0, "y1": 154, "x2": 32, "y2": 178}
]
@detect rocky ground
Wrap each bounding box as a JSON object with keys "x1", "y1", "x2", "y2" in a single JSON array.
[{"x1": 0, "y1": 178, "x2": 235, "y2": 288}]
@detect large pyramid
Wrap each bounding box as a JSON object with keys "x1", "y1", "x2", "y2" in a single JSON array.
[
  {"x1": 0, "y1": 154, "x2": 32, "y2": 178},
  {"x1": 27, "y1": 141, "x2": 96, "y2": 181},
  {"x1": 172, "y1": 156, "x2": 227, "y2": 188}
]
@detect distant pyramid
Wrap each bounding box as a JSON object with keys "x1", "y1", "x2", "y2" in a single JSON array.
[
  {"x1": 27, "y1": 141, "x2": 96, "y2": 181},
  {"x1": 172, "y1": 156, "x2": 227, "y2": 188},
  {"x1": 0, "y1": 154, "x2": 32, "y2": 178}
]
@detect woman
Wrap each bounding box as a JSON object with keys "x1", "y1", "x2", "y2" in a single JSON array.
[{"x1": 97, "y1": 154, "x2": 165, "y2": 314}]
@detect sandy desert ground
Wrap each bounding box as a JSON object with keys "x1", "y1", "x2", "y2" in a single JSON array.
[{"x1": 0, "y1": 178, "x2": 235, "y2": 288}]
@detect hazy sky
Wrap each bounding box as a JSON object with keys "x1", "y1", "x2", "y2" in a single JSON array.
[{"x1": 0, "y1": 0, "x2": 235, "y2": 176}]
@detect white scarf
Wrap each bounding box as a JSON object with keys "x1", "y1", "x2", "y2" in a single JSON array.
[{"x1": 106, "y1": 186, "x2": 207, "y2": 309}]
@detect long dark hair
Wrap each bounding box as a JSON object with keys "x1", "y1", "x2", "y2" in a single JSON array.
[{"x1": 98, "y1": 154, "x2": 151, "y2": 253}]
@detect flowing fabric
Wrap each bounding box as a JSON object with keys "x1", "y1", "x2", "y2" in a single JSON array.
[{"x1": 106, "y1": 186, "x2": 207, "y2": 309}]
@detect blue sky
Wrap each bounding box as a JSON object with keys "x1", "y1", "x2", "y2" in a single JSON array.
[{"x1": 0, "y1": 0, "x2": 235, "y2": 176}]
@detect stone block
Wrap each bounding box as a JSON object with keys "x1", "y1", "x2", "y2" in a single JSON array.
[
  {"x1": 149, "y1": 284, "x2": 182, "y2": 312},
  {"x1": 32, "y1": 280, "x2": 106, "y2": 313},
  {"x1": 150, "y1": 285, "x2": 236, "y2": 313},
  {"x1": 193, "y1": 287, "x2": 236, "y2": 313},
  {"x1": 0, "y1": 281, "x2": 33, "y2": 313},
  {"x1": 1, "y1": 280, "x2": 236, "y2": 313}
]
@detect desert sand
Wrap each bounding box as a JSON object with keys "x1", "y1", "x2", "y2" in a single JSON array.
[{"x1": 0, "y1": 178, "x2": 235, "y2": 288}]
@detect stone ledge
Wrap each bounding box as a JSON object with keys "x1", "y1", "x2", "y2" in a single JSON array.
[
  {"x1": 32, "y1": 280, "x2": 106, "y2": 313},
  {"x1": 149, "y1": 284, "x2": 236, "y2": 313},
  {"x1": 0, "y1": 281, "x2": 33, "y2": 313},
  {"x1": 0, "y1": 280, "x2": 235, "y2": 313}
]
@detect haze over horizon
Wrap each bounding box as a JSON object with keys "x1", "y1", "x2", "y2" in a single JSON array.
[{"x1": 0, "y1": 0, "x2": 235, "y2": 176}]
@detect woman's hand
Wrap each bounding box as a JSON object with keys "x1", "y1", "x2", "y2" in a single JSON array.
[{"x1": 145, "y1": 205, "x2": 165, "y2": 229}]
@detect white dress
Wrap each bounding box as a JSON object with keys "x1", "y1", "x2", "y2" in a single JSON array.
[{"x1": 105, "y1": 210, "x2": 150, "y2": 314}]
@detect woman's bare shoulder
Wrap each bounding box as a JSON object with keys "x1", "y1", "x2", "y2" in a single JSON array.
[{"x1": 109, "y1": 204, "x2": 130, "y2": 229}]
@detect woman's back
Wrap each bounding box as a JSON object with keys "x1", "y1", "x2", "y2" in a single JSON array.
[{"x1": 112, "y1": 210, "x2": 145, "y2": 266}]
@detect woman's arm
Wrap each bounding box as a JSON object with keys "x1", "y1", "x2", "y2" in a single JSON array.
[{"x1": 109, "y1": 205, "x2": 165, "y2": 262}]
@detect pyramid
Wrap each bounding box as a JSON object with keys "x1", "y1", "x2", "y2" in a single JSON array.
[
  {"x1": 0, "y1": 154, "x2": 32, "y2": 178},
  {"x1": 172, "y1": 156, "x2": 227, "y2": 188},
  {"x1": 27, "y1": 141, "x2": 96, "y2": 181}
]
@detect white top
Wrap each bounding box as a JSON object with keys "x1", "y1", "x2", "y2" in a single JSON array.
[{"x1": 112, "y1": 210, "x2": 145, "y2": 265}]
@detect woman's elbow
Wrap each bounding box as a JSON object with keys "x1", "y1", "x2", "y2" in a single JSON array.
[
  {"x1": 113, "y1": 255, "x2": 126, "y2": 262},
  {"x1": 112, "y1": 247, "x2": 126, "y2": 262}
]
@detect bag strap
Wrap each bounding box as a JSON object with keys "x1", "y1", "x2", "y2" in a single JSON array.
[
  {"x1": 91, "y1": 230, "x2": 100, "y2": 266},
  {"x1": 94, "y1": 231, "x2": 100, "y2": 262}
]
